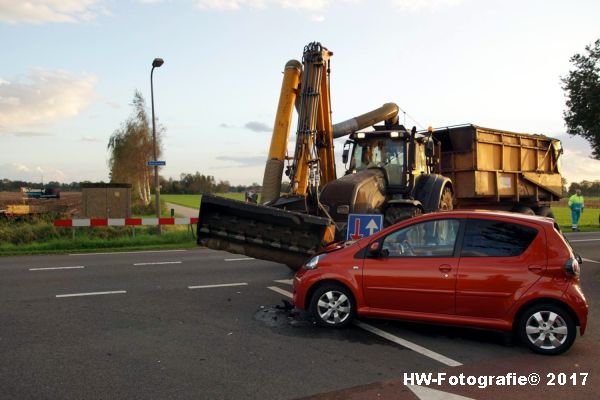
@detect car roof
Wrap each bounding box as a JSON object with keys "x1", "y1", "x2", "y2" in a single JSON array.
[{"x1": 412, "y1": 209, "x2": 555, "y2": 226}]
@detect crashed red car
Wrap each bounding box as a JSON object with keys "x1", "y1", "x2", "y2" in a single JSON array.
[{"x1": 293, "y1": 210, "x2": 588, "y2": 355}]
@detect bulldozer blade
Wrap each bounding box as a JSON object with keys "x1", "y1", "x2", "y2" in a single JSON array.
[{"x1": 197, "y1": 194, "x2": 334, "y2": 269}]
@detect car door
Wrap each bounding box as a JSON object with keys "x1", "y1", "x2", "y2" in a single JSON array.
[
  {"x1": 362, "y1": 218, "x2": 461, "y2": 315},
  {"x1": 455, "y1": 217, "x2": 546, "y2": 319}
]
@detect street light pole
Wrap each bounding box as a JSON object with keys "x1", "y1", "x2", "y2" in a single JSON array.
[{"x1": 151, "y1": 57, "x2": 164, "y2": 233}]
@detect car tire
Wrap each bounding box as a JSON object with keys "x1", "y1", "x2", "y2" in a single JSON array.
[
  {"x1": 310, "y1": 284, "x2": 356, "y2": 328},
  {"x1": 517, "y1": 303, "x2": 576, "y2": 355}
]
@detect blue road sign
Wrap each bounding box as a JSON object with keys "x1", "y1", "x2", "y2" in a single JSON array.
[
  {"x1": 147, "y1": 160, "x2": 166, "y2": 166},
  {"x1": 346, "y1": 214, "x2": 383, "y2": 241}
]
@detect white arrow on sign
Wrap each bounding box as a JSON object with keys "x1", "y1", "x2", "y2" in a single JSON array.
[
  {"x1": 366, "y1": 219, "x2": 379, "y2": 235},
  {"x1": 407, "y1": 385, "x2": 475, "y2": 400}
]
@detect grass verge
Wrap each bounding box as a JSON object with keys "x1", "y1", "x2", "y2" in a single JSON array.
[
  {"x1": 0, "y1": 228, "x2": 196, "y2": 256},
  {"x1": 160, "y1": 193, "x2": 245, "y2": 209}
]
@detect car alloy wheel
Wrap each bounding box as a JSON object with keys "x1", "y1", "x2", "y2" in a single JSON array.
[
  {"x1": 518, "y1": 304, "x2": 576, "y2": 355},
  {"x1": 310, "y1": 284, "x2": 355, "y2": 328}
]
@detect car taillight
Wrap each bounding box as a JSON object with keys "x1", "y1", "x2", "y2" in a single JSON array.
[{"x1": 564, "y1": 257, "x2": 580, "y2": 277}]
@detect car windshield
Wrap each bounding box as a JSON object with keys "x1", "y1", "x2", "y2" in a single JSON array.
[{"x1": 350, "y1": 138, "x2": 405, "y2": 174}]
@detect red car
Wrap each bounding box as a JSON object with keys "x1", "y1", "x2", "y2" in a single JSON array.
[{"x1": 293, "y1": 211, "x2": 588, "y2": 355}]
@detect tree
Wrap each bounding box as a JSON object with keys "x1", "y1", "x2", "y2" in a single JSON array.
[
  {"x1": 108, "y1": 91, "x2": 164, "y2": 205},
  {"x1": 562, "y1": 38, "x2": 600, "y2": 158}
]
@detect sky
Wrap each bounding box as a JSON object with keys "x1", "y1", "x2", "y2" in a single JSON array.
[{"x1": 0, "y1": 0, "x2": 599, "y2": 186}]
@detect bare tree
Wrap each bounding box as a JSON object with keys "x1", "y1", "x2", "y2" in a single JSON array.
[{"x1": 108, "y1": 91, "x2": 164, "y2": 205}]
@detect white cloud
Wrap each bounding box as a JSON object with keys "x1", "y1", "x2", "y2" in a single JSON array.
[
  {"x1": 390, "y1": 0, "x2": 463, "y2": 11},
  {"x1": 0, "y1": 69, "x2": 97, "y2": 134},
  {"x1": 280, "y1": 0, "x2": 329, "y2": 11},
  {"x1": 0, "y1": 0, "x2": 103, "y2": 24},
  {"x1": 81, "y1": 135, "x2": 101, "y2": 142},
  {"x1": 195, "y1": 0, "x2": 332, "y2": 12},
  {"x1": 0, "y1": 162, "x2": 67, "y2": 181},
  {"x1": 195, "y1": 0, "x2": 266, "y2": 10},
  {"x1": 310, "y1": 14, "x2": 325, "y2": 22}
]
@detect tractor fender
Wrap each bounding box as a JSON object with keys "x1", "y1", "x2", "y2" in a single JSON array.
[{"x1": 413, "y1": 174, "x2": 453, "y2": 213}]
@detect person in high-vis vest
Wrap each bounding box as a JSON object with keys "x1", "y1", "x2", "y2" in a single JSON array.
[{"x1": 568, "y1": 189, "x2": 585, "y2": 231}]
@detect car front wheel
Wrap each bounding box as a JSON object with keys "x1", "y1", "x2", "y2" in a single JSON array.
[
  {"x1": 310, "y1": 284, "x2": 355, "y2": 328},
  {"x1": 517, "y1": 304, "x2": 576, "y2": 355}
]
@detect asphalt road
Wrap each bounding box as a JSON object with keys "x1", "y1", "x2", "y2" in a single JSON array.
[{"x1": 1, "y1": 231, "x2": 599, "y2": 400}]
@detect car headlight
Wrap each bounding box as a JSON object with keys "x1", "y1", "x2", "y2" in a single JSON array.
[{"x1": 304, "y1": 254, "x2": 326, "y2": 270}]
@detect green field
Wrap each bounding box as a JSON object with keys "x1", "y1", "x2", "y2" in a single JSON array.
[
  {"x1": 552, "y1": 206, "x2": 599, "y2": 232},
  {"x1": 160, "y1": 193, "x2": 244, "y2": 209},
  {"x1": 158, "y1": 194, "x2": 599, "y2": 232}
]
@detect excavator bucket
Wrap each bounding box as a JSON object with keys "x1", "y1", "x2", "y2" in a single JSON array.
[{"x1": 197, "y1": 194, "x2": 335, "y2": 269}]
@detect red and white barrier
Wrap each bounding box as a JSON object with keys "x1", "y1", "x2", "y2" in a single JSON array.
[{"x1": 54, "y1": 217, "x2": 198, "y2": 227}]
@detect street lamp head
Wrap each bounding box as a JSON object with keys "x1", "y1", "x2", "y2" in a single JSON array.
[{"x1": 152, "y1": 58, "x2": 164, "y2": 68}]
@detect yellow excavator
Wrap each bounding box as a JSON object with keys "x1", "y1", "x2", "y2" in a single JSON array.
[
  {"x1": 197, "y1": 42, "x2": 562, "y2": 269},
  {"x1": 198, "y1": 42, "x2": 423, "y2": 268}
]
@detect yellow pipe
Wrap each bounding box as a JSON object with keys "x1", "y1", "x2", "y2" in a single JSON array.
[
  {"x1": 332, "y1": 102, "x2": 399, "y2": 138},
  {"x1": 261, "y1": 60, "x2": 302, "y2": 204}
]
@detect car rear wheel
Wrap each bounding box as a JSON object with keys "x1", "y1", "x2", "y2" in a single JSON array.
[
  {"x1": 310, "y1": 284, "x2": 355, "y2": 328},
  {"x1": 517, "y1": 304, "x2": 576, "y2": 355}
]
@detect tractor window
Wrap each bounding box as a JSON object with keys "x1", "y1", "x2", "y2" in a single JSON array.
[{"x1": 350, "y1": 139, "x2": 405, "y2": 176}]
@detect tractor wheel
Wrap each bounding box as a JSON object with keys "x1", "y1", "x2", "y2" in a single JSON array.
[{"x1": 384, "y1": 206, "x2": 422, "y2": 227}]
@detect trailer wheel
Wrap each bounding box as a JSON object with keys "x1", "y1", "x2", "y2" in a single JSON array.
[
  {"x1": 511, "y1": 205, "x2": 535, "y2": 215},
  {"x1": 439, "y1": 186, "x2": 454, "y2": 211},
  {"x1": 534, "y1": 206, "x2": 555, "y2": 219}
]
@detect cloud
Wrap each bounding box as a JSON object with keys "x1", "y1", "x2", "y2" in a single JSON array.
[
  {"x1": 390, "y1": 0, "x2": 463, "y2": 11},
  {"x1": 244, "y1": 121, "x2": 271, "y2": 132},
  {"x1": 0, "y1": 162, "x2": 66, "y2": 181},
  {"x1": 219, "y1": 122, "x2": 234, "y2": 128},
  {"x1": 0, "y1": 69, "x2": 97, "y2": 134},
  {"x1": 81, "y1": 135, "x2": 101, "y2": 142},
  {"x1": 0, "y1": 0, "x2": 103, "y2": 24},
  {"x1": 215, "y1": 155, "x2": 264, "y2": 167},
  {"x1": 8, "y1": 131, "x2": 53, "y2": 137},
  {"x1": 195, "y1": 0, "x2": 266, "y2": 10},
  {"x1": 195, "y1": 0, "x2": 334, "y2": 16}
]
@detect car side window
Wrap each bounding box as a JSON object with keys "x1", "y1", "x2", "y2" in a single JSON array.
[
  {"x1": 461, "y1": 219, "x2": 538, "y2": 257},
  {"x1": 381, "y1": 219, "x2": 460, "y2": 258}
]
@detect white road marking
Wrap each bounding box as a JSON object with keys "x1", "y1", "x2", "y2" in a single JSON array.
[
  {"x1": 583, "y1": 258, "x2": 600, "y2": 264},
  {"x1": 56, "y1": 290, "x2": 126, "y2": 298},
  {"x1": 188, "y1": 283, "x2": 248, "y2": 289},
  {"x1": 570, "y1": 238, "x2": 600, "y2": 242},
  {"x1": 29, "y1": 266, "x2": 85, "y2": 271},
  {"x1": 267, "y1": 284, "x2": 462, "y2": 367},
  {"x1": 407, "y1": 385, "x2": 474, "y2": 400},
  {"x1": 273, "y1": 279, "x2": 293, "y2": 286},
  {"x1": 267, "y1": 286, "x2": 294, "y2": 298},
  {"x1": 354, "y1": 321, "x2": 463, "y2": 367},
  {"x1": 224, "y1": 257, "x2": 255, "y2": 262},
  {"x1": 133, "y1": 261, "x2": 182, "y2": 266},
  {"x1": 69, "y1": 249, "x2": 188, "y2": 256}
]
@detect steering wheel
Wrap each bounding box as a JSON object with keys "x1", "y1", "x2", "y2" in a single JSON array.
[{"x1": 400, "y1": 240, "x2": 415, "y2": 256}]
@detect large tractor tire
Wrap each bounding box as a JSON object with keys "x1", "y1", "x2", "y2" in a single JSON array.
[{"x1": 384, "y1": 206, "x2": 422, "y2": 227}]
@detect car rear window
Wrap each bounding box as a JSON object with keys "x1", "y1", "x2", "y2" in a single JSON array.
[{"x1": 461, "y1": 219, "x2": 538, "y2": 257}]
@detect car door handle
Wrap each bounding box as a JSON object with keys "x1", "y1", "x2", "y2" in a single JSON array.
[
  {"x1": 439, "y1": 264, "x2": 452, "y2": 273},
  {"x1": 528, "y1": 265, "x2": 544, "y2": 272}
]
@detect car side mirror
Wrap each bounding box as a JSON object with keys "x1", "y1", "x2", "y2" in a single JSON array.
[
  {"x1": 342, "y1": 140, "x2": 352, "y2": 164},
  {"x1": 576, "y1": 254, "x2": 583, "y2": 265}
]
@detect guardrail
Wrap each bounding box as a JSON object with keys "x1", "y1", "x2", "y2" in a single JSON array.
[{"x1": 53, "y1": 217, "x2": 198, "y2": 238}]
